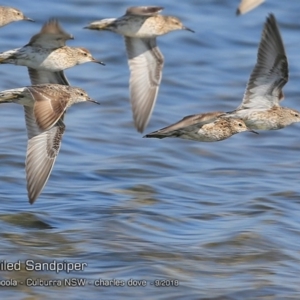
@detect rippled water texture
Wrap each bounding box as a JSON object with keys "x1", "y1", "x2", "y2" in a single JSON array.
[{"x1": 1, "y1": 0, "x2": 300, "y2": 299}]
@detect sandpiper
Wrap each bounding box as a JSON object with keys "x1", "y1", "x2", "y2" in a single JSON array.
[
  {"x1": 0, "y1": 84, "x2": 100, "y2": 204},
  {"x1": 144, "y1": 112, "x2": 256, "y2": 142},
  {"x1": 0, "y1": 19, "x2": 102, "y2": 204},
  {"x1": 236, "y1": 0, "x2": 265, "y2": 15},
  {"x1": 85, "y1": 6, "x2": 194, "y2": 133},
  {"x1": 0, "y1": 6, "x2": 33, "y2": 27},
  {"x1": 227, "y1": 14, "x2": 300, "y2": 130},
  {"x1": 0, "y1": 18, "x2": 104, "y2": 85}
]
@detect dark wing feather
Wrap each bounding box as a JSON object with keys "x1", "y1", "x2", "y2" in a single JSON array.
[{"x1": 144, "y1": 111, "x2": 225, "y2": 138}]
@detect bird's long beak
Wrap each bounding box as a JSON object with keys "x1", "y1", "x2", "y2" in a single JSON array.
[
  {"x1": 87, "y1": 98, "x2": 100, "y2": 105},
  {"x1": 92, "y1": 58, "x2": 105, "y2": 66},
  {"x1": 249, "y1": 129, "x2": 259, "y2": 134},
  {"x1": 24, "y1": 16, "x2": 34, "y2": 22},
  {"x1": 183, "y1": 26, "x2": 195, "y2": 33}
]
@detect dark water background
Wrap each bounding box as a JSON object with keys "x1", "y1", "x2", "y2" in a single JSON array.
[{"x1": 0, "y1": 0, "x2": 300, "y2": 299}]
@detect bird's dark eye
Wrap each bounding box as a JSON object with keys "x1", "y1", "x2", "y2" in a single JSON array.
[
  {"x1": 83, "y1": 52, "x2": 87, "y2": 56},
  {"x1": 80, "y1": 93, "x2": 84, "y2": 96},
  {"x1": 239, "y1": 123, "x2": 243, "y2": 127},
  {"x1": 295, "y1": 113, "x2": 299, "y2": 117}
]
